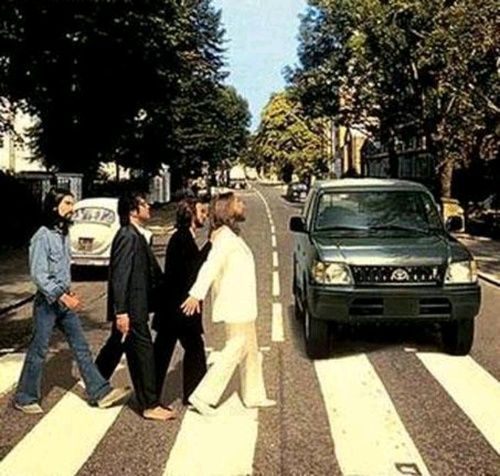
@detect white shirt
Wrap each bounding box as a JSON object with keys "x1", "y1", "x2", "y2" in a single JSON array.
[{"x1": 189, "y1": 225, "x2": 257, "y2": 323}]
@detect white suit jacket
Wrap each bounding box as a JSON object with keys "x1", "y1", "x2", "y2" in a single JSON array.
[{"x1": 189, "y1": 225, "x2": 257, "y2": 323}]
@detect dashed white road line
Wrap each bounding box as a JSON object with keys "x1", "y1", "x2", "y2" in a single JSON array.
[
  {"x1": 271, "y1": 303, "x2": 284, "y2": 342},
  {"x1": 315, "y1": 354, "x2": 430, "y2": 476},
  {"x1": 271, "y1": 235, "x2": 277, "y2": 248},
  {"x1": 272, "y1": 251, "x2": 279, "y2": 268},
  {"x1": 417, "y1": 353, "x2": 500, "y2": 453},
  {"x1": 270, "y1": 225, "x2": 276, "y2": 234},
  {"x1": 272, "y1": 271, "x2": 280, "y2": 297}
]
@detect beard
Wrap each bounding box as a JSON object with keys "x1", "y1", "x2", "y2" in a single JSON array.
[{"x1": 234, "y1": 212, "x2": 246, "y2": 222}]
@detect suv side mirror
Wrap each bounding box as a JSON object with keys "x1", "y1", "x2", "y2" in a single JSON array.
[
  {"x1": 289, "y1": 216, "x2": 306, "y2": 233},
  {"x1": 446, "y1": 216, "x2": 463, "y2": 232}
]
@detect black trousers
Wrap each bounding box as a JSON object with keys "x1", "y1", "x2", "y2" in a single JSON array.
[
  {"x1": 95, "y1": 318, "x2": 158, "y2": 410},
  {"x1": 153, "y1": 318, "x2": 207, "y2": 404}
]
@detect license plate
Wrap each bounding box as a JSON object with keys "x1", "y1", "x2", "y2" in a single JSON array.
[{"x1": 78, "y1": 237, "x2": 94, "y2": 252}]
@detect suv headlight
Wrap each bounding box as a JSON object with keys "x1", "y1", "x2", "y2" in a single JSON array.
[
  {"x1": 312, "y1": 261, "x2": 353, "y2": 285},
  {"x1": 445, "y1": 260, "x2": 478, "y2": 284}
]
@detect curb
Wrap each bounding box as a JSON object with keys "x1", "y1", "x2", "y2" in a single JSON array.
[
  {"x1": 478, "y1": 272, "x2": 500, "y2": 287},
  {"x1": 0, "y1": 294, "x2": 35, "y2": 317}
]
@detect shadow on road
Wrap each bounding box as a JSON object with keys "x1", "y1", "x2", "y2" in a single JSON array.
[{"x1": 286, "y1": 305, "x2": 443, "y2": 359}]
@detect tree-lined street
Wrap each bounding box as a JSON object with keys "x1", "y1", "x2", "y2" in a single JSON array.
[{"x1": 1, "y1": 184, "x2": 499, "y2": 476}]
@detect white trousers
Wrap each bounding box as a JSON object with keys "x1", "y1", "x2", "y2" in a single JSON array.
[{"x1": 191, "y1": 321, "x2": 267, "y2": 406}]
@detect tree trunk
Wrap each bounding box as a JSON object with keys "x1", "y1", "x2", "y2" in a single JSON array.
[{"x1": 439, "y1": 158, "x2": 454, "y2": 199}]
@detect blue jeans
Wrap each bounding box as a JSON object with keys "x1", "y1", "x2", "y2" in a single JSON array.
[{"x1": 15, "y1": 294, "x2": 111, "y2": 406}]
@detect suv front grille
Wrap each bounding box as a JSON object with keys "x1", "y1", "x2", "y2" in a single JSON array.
[{"x1": 350, "y1": 265, "x2": 444, "y2": 286}]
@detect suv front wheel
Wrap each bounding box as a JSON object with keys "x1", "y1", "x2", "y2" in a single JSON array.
[
  {"x1": 304, "y1": 306, "x2": 330, "y2": 359},
  {"x1": 442, "y1": 319, "x2": 474, "y2": 355}
]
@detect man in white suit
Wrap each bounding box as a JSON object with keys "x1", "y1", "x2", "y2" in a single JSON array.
[{"x1": 181, "y1": 192, "x2": 275, "y2": 415}]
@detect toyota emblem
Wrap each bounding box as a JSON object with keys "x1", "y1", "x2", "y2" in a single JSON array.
[{"x1": 391, "y1": 268, "x2": 410, "y2": 281}]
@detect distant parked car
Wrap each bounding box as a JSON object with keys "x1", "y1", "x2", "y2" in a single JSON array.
[
  {"x1": 290, "y1": 178, "x2": 480, "y2": 358},
  {"x1": 70, "y1": 197, "x2": 120, "y2": 267},
  {"x1": 285, "y1": 182, "x2": 308, "y2": 202},
  {"x1": 467, "y1": 193, "x2": 500, "y2": 238},
  {"x1": 441, "y1": 198, "x2": 465, "y2": 233},
  {"x1": 228, "y1": 165, "x2": 247, "y2": 189}
]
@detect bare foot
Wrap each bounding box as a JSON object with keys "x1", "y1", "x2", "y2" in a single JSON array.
[{"x1": 143, "y1": 406, "x2": 176, "y2": 420}]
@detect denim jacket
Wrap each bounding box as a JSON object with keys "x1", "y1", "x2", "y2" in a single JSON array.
[{"x1": 29, "y1": 226, "x2": 71, "y2": 303}]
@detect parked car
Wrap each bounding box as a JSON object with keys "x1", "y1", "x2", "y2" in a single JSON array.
[
  {"x1": 70, "y1": 197, "x2": 120, "y2": 267},
  {"x1": 441, "y1": 197, "x2": 465, "y2": 233},
  {"x1": 285, "y1": 182, "x2": 309, "y2": 203},
  {"x1": 466, "y1": 193, "x2": 500, "y2": 238},
  {"x1": 290, "y1": 178, "x2": 481, "y2": 358},
  {"x1": 228, "y1": 165, "x2": 247, "y2": 189}
]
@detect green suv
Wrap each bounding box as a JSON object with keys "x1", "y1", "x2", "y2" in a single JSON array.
[{"x1": 290, "y1": 178, "x2": 481, "y2": 358}]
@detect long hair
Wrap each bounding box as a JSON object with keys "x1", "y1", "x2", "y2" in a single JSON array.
[
  {"x1": 118, "y1": 191, "x2": 146, "y2": 227},
  {"x1": 176, "y1": 198, "x2": 197, "y2": 229},
  {"x1": 210, "y1": 192, "x2": 240, "y2": 235},
  {"x1": 42, "y1": 187, "x2": 73, "y2": 235}
]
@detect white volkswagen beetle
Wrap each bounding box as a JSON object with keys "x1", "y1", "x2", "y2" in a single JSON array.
[{"x1": 70, "y1": 197, "x2": 120, "y2": 267}]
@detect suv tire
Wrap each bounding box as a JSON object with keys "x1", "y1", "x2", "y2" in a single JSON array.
[
  {"x1": 304, "y1": 307, "x2": 330, "y2": 359},
  {"x1": 442, "y1": 319, "x2": 474, "y2": 355}
]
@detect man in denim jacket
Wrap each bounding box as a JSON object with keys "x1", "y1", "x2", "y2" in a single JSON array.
[{"x1": 14, "y1": 187, "x2": 130, "y2": 414}]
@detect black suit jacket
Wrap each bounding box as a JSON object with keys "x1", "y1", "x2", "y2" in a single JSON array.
[
  {"x1": 107, "y1": 224, "x2": 162, "y2": 322},
  {"x1": 152, "y1": 227, "x2": 211, "y2": 332}
]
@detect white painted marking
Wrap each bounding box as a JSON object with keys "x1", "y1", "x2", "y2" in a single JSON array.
[
  {"x1": 164, "y1": 394, "x2": 258, "y2": 476},
  {"x1": 270, "y1": 225, "x2": 276, "y2": 234},
  {"x1": 0, "y1": 392, "x2": 123, "y2": 476},
  {"x1": 271, "y1": 235, "x2": 277, "y2": 248},
  {"x1": 418, "y1": 353, "x2": 500, "y2": 453},
  {"x1": 272, "y1": 251, "x2": 279, "y2": 268},
  {"x1": 272, "y1": 271, "x2": 280, "y2": 297},
  {"x1": 315, "y1": 355, "x2": 430, "y2": 476},
  {"x1": 272, "y1": 303, "x2": 284, "y2": 342},
  {"x1": 0, "y1": 353, "x2": 24, "y2": 396}
]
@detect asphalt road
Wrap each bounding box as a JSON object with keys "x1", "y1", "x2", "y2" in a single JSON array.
[{"x1": 0, "y1": 183, "x2": 499, "y2": 476}]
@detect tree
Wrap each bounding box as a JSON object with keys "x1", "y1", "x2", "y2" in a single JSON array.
[
  {"x1": 291, "y1": 0, "x2": 499, "y2": 197},
  {"x1": 0, "y1": 0, "x2": 251, "y2": 191},
  {"x1": 253, "y1": 90, "x2": 328, "y2": 181},
  {"x1": 0, "y1": 1, "x2": 185, "y2": 179}
]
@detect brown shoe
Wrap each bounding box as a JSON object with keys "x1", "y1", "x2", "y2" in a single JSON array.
[{"x1": 143, "y1": 406, "x2": 176, "y2": 421}]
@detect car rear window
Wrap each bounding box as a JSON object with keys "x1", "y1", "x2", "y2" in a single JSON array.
[{"x1": 73, "y1": 207, "x2": 116, "y2": 225}]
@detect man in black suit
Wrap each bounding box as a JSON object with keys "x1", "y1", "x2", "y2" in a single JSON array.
[
  {"x1": 95, "y1": 192, "x2": 175, "y2": 421},
  {"x1": 153, "y1": 198, "x2": 211, "y2": 405}
]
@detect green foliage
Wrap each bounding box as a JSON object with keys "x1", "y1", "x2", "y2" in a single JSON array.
[
  {"x1": 0, "y1": 0, "x2": 250, "y2": 186},
  {"x1": 253, "y1": 90, "x2": 328, "y2": 181},
  {"x1": 291, "y1": 0, "x2": 499, "y2": 195}
]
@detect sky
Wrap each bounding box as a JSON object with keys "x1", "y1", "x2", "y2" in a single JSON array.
[{"x1": 213, "y1": 0, "x2": 308, "y2": 130}]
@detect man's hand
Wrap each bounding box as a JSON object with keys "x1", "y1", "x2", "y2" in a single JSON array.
[
  {"x1": 59, "y1": 292, "x2": 82, "y2": 311},
  {"x1": 181, "y1": 296, "x2": 201, "y2": 316},
  {"x1": 116, "y1": 313, "x2": 130, "y2": 340}
]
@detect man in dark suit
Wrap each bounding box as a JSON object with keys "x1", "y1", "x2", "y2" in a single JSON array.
[
  {"x1": 95, "y1": 192, "x2": 175, "y2": 421},
  {"x1": 153, "y1": 198, "x2": 211, "y2": 405}
]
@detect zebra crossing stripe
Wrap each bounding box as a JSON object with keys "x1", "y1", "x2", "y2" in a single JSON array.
[
  {"x1": 163, "y1": 393, "x2": 258, "y2": 476},
  {"x1": 0, "y1": 353, "x2": 24, "y2": 397},
  {"x1": 272, "y1": 302, "x2": 284, "y2": 342},
  {"x1": 0, "y1": 392, "x2": 123, "y2": 476},
  {"x1": 315, "y1": 354, "x2": 430, "y2": 476},
  {"x1": 417, "y1": 353, "x2": 500, "y2": 453}
]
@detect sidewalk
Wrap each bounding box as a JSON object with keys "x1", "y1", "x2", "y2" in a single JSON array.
[
  {"x1": 455, "y1": 233, "x2": 500, "y2": 285},
  {"x1": 0, "y1": 246, "x2": 35, "y2": 314},
  {"x1": 0, "y1": 203, "x2": 177, "y2": 315}
]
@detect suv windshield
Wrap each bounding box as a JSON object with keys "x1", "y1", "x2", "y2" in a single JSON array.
[{"x1": 314, "y1": 190, "x2": 442, "y2": 233}]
